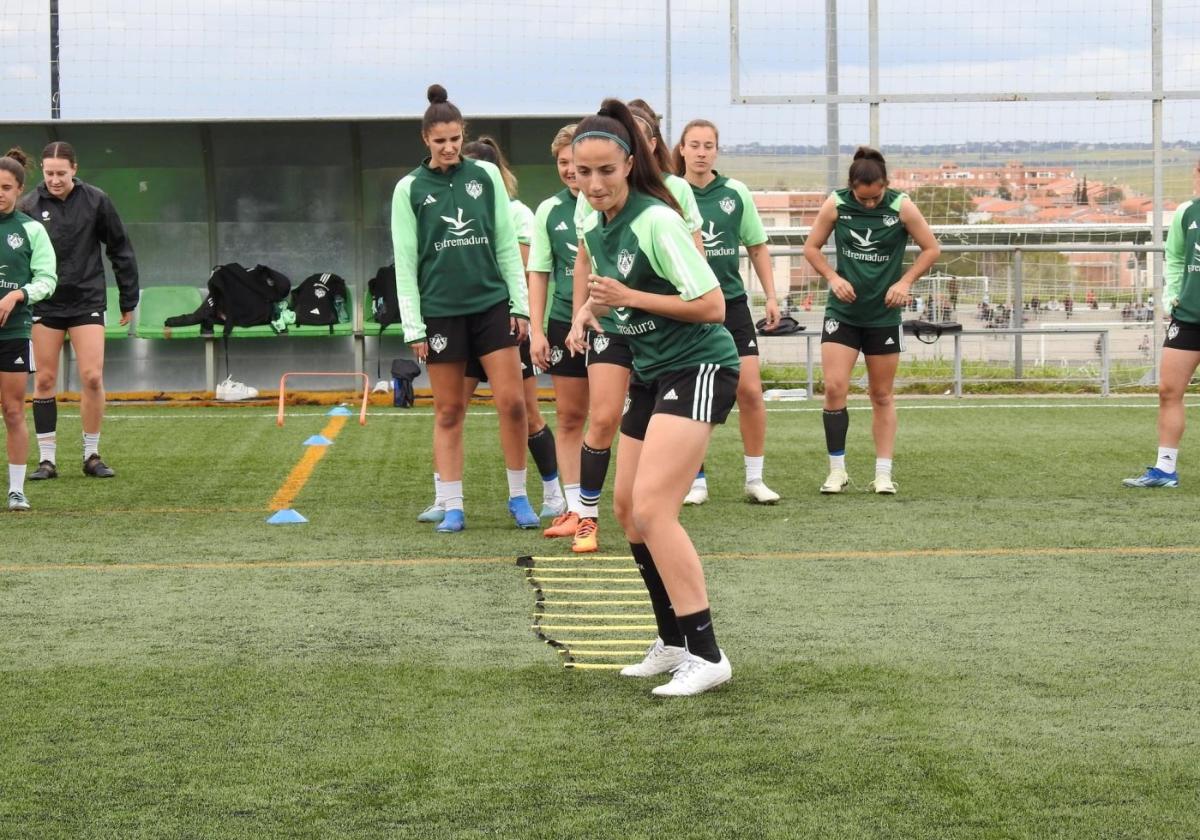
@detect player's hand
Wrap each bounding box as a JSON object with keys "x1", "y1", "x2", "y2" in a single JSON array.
[
  {"x1": 763, "y1": 298, "x2": 782, "y2": 329},
  {"x1": 566, "y1": 304, "x2": 601, "y2": 356},
  {"x1": 510, "y1": 316, "x2": 530, "y2": 344},
  {"x1": 829, "y1": 275, "x2": 856, "y2": 303},
  {"x1": 120, "y1": 310, "x2": 134, "y2": 326},
  {"x1": 884, "y1": 280, "x2": 913, "y2": 309},
  {"x1": 0, "y1": 291, "x2": 21, "y2": 327},
  {"x1": 529, "y1": 330, "x2": 550, "y2": 370},
  {"x1": 410, "y1": 341, "x2": 428, "y2": 362},
  {"x1": 587, "y1": 274, "x2": 633, "y2": 309}
]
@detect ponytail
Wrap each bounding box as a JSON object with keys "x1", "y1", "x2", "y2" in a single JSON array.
[
  {"x1": 627, "y1": 100, "x2": 673, "y2": 175},
  {"x1": 573, "y1": 99, "x2": 681, "y2": 217},
  {"x1": 422, "y1": 84, "x2": 465, "y2": 136},
  {"x1": 463, "y1": 136, "x2": 518, "y2": 198},
  {"x1": 0, "y1": 147, "x2": 30, "y2": 189},
  {"x1": 848, "y1": 145, "x2": 888, "y2": 187}
]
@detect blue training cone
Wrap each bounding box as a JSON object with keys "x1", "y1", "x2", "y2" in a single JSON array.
[
  {"x1": 327, "y1": 406, "x2": 352, "y2": 416},
  {"x1": 303, "y1": 435, "x2": 333, "y2": 446},
  {"x1": 267, "y1": 509, "x2": 308, "y2": 524}
]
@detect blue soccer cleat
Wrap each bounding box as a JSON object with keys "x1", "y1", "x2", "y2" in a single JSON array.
[
  {"x1": 1122, "y1": 466, "x2": 1179, "y2": 488},
  {"x1": 435, "y1": 509, "x2": 466, "y2": 532},
  {"x1": 508, "y1": 496, "x2": 540, "y2": 529}
]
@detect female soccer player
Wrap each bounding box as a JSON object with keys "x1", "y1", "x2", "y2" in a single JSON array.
[
  {"x1": 566, "y1": 99, "x2": 704, "y2": 553},
  {"x1": 568, "y1": 99, "x2": 738, "y2": 696},
  {"x1": 392, "y1": 84, "x2": 536, "y2": 532},
  {"x1": 803, "y1": 146, "x2": 940, "y2": 495},
  {"x1": 417, "y1": 136, "x2": 564, "y2": 524},
  {"x1": 527, "y1": 123, "x2": 592, "y2": 538},
  {"x1": 676, "y1": 118, "x2": 782, "y2": 505},
  {"x1": 18, "y1": 140, "x2": 138, "y2": 480},
  {"x1": 0, "y1": 148, "x2": 57, "y2": 510},
  {"x1": 1123, "y1": 159, "x2": 1200, "y2": 488}
]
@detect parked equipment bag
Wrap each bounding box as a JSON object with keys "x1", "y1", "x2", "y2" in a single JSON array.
[
  {"x1": 902, "y1": 319, "x2": 963, "y2": 344},
  {"x1": 165, "y1": 263, "x2": 292, "y2": 334},
  {"x1": 291, "y1": 272, "x2": 349, "y2": 330},
  {"x1": 755, "y1": 314, "x2": 805, "y2": 336},
  {"x1": 368, "y1": 264, "x2": 400, "y2": 333},
  {"x1": 391, "y1": 358, "x2": 421, "y2": 408}
]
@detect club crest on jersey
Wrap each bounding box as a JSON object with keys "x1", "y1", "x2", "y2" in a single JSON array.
[
  {"x1": 40, "y1": 210, "x2": 50, "y2": 221},
  {"x1": 6, "y1": 233, "x2": 24, "y2": 249},
  {"x1": 593, "y1": 334, "x2": 610, "y2": 353},
  {"x1": 883, "y1": 215, "x2": 899, "y2": 227},
  {"x1": 824, "y1": 318, "x2": 840, "y2": 334},
  {"x1": 550, "y1": 346, "x2": 564, "y2": 366},
  {"x1": 617, "y1": 249, "x2": 635, "y2": 278},
  {"x1": 465, "y1": 180, "x2": 484, "y2": 200},
  {"x1": 429, "y1": 334, "x2": 448, "y2": 353},
  {"x1": 1168, "y1": 322, "x2": 1180, "y2": 340},
  {"x1": 719, "y1": 197, "x2": 737, "y2": 215},
  {"x1": 314, "y1": 287, "x2": 327, "y2": 299}
]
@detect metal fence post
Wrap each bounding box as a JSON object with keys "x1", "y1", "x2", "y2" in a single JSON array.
[
  {"x1": 806, "y1": 333, "x2": 815, "y2": 398},
  {"x1": 1100, "y1": 330, "x2": 1110, "y2": 396},
  {"x1": 1012, "y1": 249, "x2": 1023, "y2": 381},
  {"x1": 953, "y1": 332, "x2": 963, "y2": 398}
]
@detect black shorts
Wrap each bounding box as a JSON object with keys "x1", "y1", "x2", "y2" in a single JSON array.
[
  {"x1": 1163, "y1": 317, "x2": 1200, "y2": 352},
  {"x1": 424, "y1": 300, "x2": 518, "y2": 365},
  {"x1": 0, "y1": 339, "x2": 34, "y2": 373},
  {"x1": 33, "y1": 311, "x2": 106, "y2": 330},
  {"x1": 724, "y1": 296, "x2": 759, "y2": 357},
  {"x1": 820, "y1": 318, "x2": 904, "y2": 356},
  {"x1": 546, "y1": 318, "x2": 587, "y2": 378},
  {"x1": 620, "y1": 365, "x2": 739, "y2": 441},
  {"x1": 585, "y1": 330, "x2": 634, "y2": 370},
  {"x1": 465, "y1": 338, "x2": 535, "y2": 381}
]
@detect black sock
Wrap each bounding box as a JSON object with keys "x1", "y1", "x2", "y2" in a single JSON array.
[
  {"x1": 527, "y1": 426, "x2": 558, "y2": 481},
  {"x1": 629, "y1": 543, "x2": 683, "y2": 648},
  {"x1": 579, "y1": 444, "x2": 611, "y2": 509},
  {"x1": 677, "y1": 608, "x2": 721, "y2": 663},
  {"x1": 822, "y1": 408, "x2": 849, "y2": 455},
  {"x1": 32, "y1": 397, "x2": 57, "y2": 437}
]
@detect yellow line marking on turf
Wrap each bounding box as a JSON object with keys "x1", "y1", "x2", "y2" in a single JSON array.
[
  {"x1": 535, "y1": 588, "x2": 648, "y2": 594},
  {"x1": 557, "y1": 639, "x2": 656, "y2": 646},
  {"x1": 550, "y1": 600, "x2": 652, "y2": 606},
  {"x1": 529, "y1": 567, "x2": 641, "y2": 573},
  {"x1": 534, "y1": 624, "x2": 659, "y2": 631},
  {"x1": 558, "y1": 650, "x2": 644, "y2": 657},
  {"x1": 563, "y1": 663, "x2": 626, "y2": 670},
  {"x1": 527, "y1": 576, "x2": 643, "y2": 583},
  {"x1": 535, "y1": 613, "x2": 656, "y2": 620},
  {"x1": 267, "y1": 415, "x2": 348, "y2": 511}
]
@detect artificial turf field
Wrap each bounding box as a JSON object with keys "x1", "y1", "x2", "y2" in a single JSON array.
[{"x1": 1, "y1": 397, "x2": 1197, "y2": 839}]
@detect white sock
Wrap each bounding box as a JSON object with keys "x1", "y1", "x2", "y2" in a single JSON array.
[
  {"x1": 829, "y1": 453, "x2": 846, "y2": 471},
  {"x1": 1155, "y1": 447, "x2": 1179, "y2": 474},
  {"x1": 564, "y1": 483, "x2": 582, "y2": 515},
  {"x1": 37, "y1": 432, "x2": 56, "y2": 464},
  {"x1": 692, "y1": 472, "x2": 707, "y2": 489},
  {"x1": 443, "y1": 480, "x2": 464, "y2": 512},
  {"x1": 876, "y1": 458, "x2": 893, "y2": 477},
  {"x1": 432, "y1": 472, "x2": 446, "y2": 507},
  {"x1": 83, "y1": 432, "x2": 100, "y2": 460},
  {"x1": 744, "y1": 455, "x2": 764, "y2": 484},
  {"x1": 9, "y1": 463, "x2": 26, "y2": 494},
  {"x1": 506, "y1": 468, "x2": 528, "y2": 499},
  {"x1": 542, "y1": 477, "x2": 563, "y2": 504}
]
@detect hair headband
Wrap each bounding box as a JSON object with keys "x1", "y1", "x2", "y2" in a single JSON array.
[{"x1": 572, "y1": 131, "x2": 631, "y2": 154}]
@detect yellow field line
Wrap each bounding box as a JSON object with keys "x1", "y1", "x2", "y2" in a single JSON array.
[
  {"x1": 556, "y1": 639, "x2": 656, "y2": 646},
  {"x1": 534, "y1": 624, "x2": 659, "y2": 631},
  {"x1": 562, "y1": 663, "x2": 626, "y2": 670},
  {"x1": 557, "y1": 650, "x2": 644, "y2": 657},
  {"x1": 267, "y1": 415, "x2": 347, "y2": 511},
  {"x1": 3, "y1": 545, "x2": 1199, "y2": 575},
  {"x1": 535, "y1": 614, "x2": 656, "y2": 620}
]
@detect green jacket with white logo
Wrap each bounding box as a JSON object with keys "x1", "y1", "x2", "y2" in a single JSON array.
[
  {"x1": 825, "y1": 188, "x2": 911, "y2": 328},
  {"x1": 692, "y1": 173, "x2": 768, "y2": 301},
  {"x1": 391, "y1": 157, "x2": 529, "y2": 344},
  {"x1": 583, "y1": 191, "x2": 738, "y2": 381},
  {"x1": 1164, "y1": 197, "x2": 1200, "y2": 324},
  {"x1": 529, "y1": 188, "x2": 579, "y2": 324},
  {"x1": 0, "y1": 210, "x2": 58, "y2": 341}
]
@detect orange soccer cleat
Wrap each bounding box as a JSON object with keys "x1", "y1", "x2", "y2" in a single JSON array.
[
  {"x1": 570, "y1": 517, "x2": 599, "y2": 553},
  {"x1": 543, "y1": 511, "x2": 580, "y2": 538}
]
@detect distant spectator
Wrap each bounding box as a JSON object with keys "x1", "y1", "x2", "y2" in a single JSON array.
[
  {"x1": 947, "y1": 277, "x2": 959, "y2": 310},
  {"x1": 1064, "y1": 296, "x2": 1074, "y2": 318}
]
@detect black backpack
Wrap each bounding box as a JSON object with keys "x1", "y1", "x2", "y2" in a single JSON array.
[
  {"x1": 166, "y1": 263, "x2": 291, "y2": 335},
  {"x1": 391, "y1": 358, "x2": 421, "y2": 408},
  {"x1": 368, "y1": 264, "x2": 400, "y2": 334},
  {"x1": 291, "y1": 273, "x2": 348, "y2": 330}
]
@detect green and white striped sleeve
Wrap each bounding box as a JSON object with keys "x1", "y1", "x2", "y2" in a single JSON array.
[
  {"x1": 481, "y1": 161, "x2": 529, "y2": 319},
  {"x1": 640, "y1": 206, "x2": 720, "y2": 301},
  {"x1": 1164, "y1": 200, "x2": 1190, "y2": 315},
  {"x1": 528, "y1": 197, "x2": 557, "y2": 274},
  {"x1": 390, "y1": 174, "x2": 426, "y2": 344},
  {"x1": 666, "y1": 174, "x2": 703, "y2": 232},
  {"x1": 731, "y1": 179, "x2": 768, "y2": 247},
  {"x1": 21, "y1": 220, "x2": 57, "y2": 304}
]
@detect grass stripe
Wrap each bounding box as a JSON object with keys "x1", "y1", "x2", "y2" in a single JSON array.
[{"x1": 267, "y1": 415, "x2": 347, "y2": 511}]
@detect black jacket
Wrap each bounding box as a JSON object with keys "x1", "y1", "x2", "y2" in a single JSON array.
[{"x1": 17, "y1": 179, "x2": 139, "y2": 318}]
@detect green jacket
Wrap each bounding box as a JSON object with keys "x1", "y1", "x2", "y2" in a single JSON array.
[{"x1": 0, "y1": 210, "x2": 58, "y2": 341}]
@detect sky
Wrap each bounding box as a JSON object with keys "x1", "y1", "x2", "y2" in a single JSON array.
[{"x1": 1, "y1": 0, "x2": 1197, "y2": 147}]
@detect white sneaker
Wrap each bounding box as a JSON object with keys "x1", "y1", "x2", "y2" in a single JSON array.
[
  {"x1": 215, "y1": 376, "x2": 259, "y2": 401},
  {"x1": 683, "y1": 481, "x2": 708, "y2": 506},
  {"x1": 620, "y1": 638, "x2": 688, "y2": 677},
  {"x1": 8, "y1": 490, "x2": 30, "y2": 511},
  {"x1": 371, "y1": 379, "x2": 392, "y2": 393},
  {"x1": 744, "y1": 479, "x2": 780, "y2": 504},
  {"x1": 820, "y1": 468, "x2": 849, "y2": 494},
  {"x1": 540, "y1": 496, "x2": 567, "y2": 519},
  {"x1": 651, "y1": 650, "x2": 732, "y2": 697},
  {"x1": 867, "y1": 473, "x2": 896, "y2": 495}
]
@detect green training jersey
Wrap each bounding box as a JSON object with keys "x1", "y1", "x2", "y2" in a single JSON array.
[
  {"x1": 825, "y1": 188, "x2": 910, "y2": 328},
  {"x1": 1164, "y1": 197, "x2": 1200, "y2": 324},
  {"x1": 529, "y1": 188, "x2": 579, "y2": 324},
  {"x1": 0, "y1": 211, "x2": 57, "y2": 341},
  {"x1": 391, "y1": 157, "x2": 528, "y2": 344},
  {"x1": 583, "y1": 191, "x2": 739, "y2": 381},
  {"x1": 691, "y1": 173, "x2": 768, "y2": 300},
  {"x1": 510, "y1": 199, "x2": 535, "y2": 249}
]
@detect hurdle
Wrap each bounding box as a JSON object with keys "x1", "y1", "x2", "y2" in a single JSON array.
[{"x1": 276, "y1": 371, "x2": 369, "y2": 426}]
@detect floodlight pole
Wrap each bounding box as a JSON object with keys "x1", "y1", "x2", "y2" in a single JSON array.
[{"x1": 49, "y1": 0, "x2": 61, "y2": 119}]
